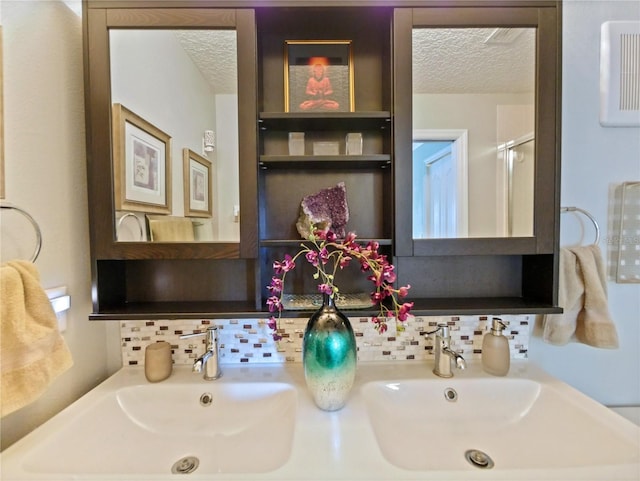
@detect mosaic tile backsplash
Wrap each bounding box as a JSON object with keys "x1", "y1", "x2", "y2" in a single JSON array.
[{"x1": 120, "y1": 315, "x2": 531, "y2": 366}]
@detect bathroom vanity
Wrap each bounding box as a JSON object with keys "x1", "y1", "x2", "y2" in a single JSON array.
[{"x1": 2, "y1": 361, "x2": 638, "y2": 479}]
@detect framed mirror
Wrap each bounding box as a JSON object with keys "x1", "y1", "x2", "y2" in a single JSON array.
[
  {"x1": 394, "y1": 6, "x2": 559, "y2": 257},
  {"x1": 84, "y1": 8, "x2": 257, "y2": 259},
  {"x1": 412, "y1": 27, "x2": 535, "y2": 239},
  {"x1": 110, "y1": 28, "x2": 239, "y2": 243}
]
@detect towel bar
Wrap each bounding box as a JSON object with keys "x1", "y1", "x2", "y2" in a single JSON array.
[
  {"x1": 560, "y1": 206, "x2": 600, "y2": 245},
  {"x1": 0, "y1": 203, "x2": 43, "y2": 262}
]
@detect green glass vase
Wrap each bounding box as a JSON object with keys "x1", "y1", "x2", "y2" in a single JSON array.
[{"x1": 302, "y1": 293, "x2": 357, "y2": 411}]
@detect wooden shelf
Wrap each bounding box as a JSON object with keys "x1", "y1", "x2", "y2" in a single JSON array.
[
  {"x1": 259, "y1": 111, "x2": 391, "y2": 131},
  {"x1": 260, "y1": 155, "x2": 391, "y2": 169},
  {"x1": 89, "y1": 296, "x2": 560, "y2": 321},
  {"x1": 408, "y1": 297, "x2": 561, "y2": 316},
  {"x1": 89, "y1": 301, "x2": 262, "y2": 321},
  {"x1": 260, "y1": 238, "x2": 393, "y2": 247}
]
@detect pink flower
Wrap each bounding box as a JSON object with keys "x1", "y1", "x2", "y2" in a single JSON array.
[
  {"x1": 343, "y1": 232, "x2": 358, "y2": 247},
  {"x1": 382, "y1": 264, "x2": 396, "y2": 283},
  {"x1": 267, "y1": 316, "x2": 283, "y2": 341},
  {"x1": 266, "y1": 221, "x2": 414, "y2": 341},
  {"x1": 305, "y1": 250, "x2": 319, "y2": 266},
  {"x1": 267, "y1": 276, "x2": 283, "y2": 294},
  {"x1": 360, "y1": 258, "x2": 372, "y2": 272},
  {"x1": 314, "y1": 228, "x2": 328, "y2": 240},
  {"x1": 319, "y1": 247, "x2": 329, "y2": 265},
  {"x1": 368, "y1": 272, "x2": 383, "y2": 287},
  {"x1": 339, "y1": 255, "x2": 352, "y2": 269},
  {"x1": 371, "y1": 291, "x2": 386, "y2": 303},
  {"x1": 397, "y1": 302, "x2": 414, "y2": 322},
  {"x1": 398, "y1": 284, "x2": 411, "y2": 298},
  {"x1": 273, "y1": 254, "x2": 295, "y2": 275},
  {"x1": 266, "y1": 295, "x2": 282, "y2": 313},
  {"x1": 372, "y1": 316, "x2": 388, "y2": 334}
]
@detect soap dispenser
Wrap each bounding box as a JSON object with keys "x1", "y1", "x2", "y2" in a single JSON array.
[{"x1": 482, "y1": 318, "x2": 510, "y2": 376}]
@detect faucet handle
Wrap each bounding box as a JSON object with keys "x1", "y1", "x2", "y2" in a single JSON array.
[
  {"x1": 179, "y1": 332, "x2": 205, "y2": 340},
  {"x1": 425, "y1": 323, "x2": 450, "y2": 337},
  {"x1": 180, "y1": 326, "x2": 218, "y2": 347}
]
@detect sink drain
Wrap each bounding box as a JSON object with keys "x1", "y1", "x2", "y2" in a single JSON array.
[
  {"x1": 171, "y1": 456, "x2": 199, "y2": 474},
  {"x1": 200, "y1": 392, "x2": 213, "y2": 406},
  {"x1": 444, "y1": 387, "x2": 458, "y2": 402},
  {"x1": 465, "y1": 449, "x2": 494, "y2": 469}
]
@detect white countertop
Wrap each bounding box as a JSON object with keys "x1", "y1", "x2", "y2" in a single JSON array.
[{"x1": 2, "y1": 360, "x2": 639, "y2": 480}]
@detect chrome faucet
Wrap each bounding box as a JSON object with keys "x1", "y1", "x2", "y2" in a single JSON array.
[
  {"x1": 428, "y1": 324, "x2": 466, "y2": 378},
  {"x1": 180, "y1": 326, "x2": 222, "y2": 380}
]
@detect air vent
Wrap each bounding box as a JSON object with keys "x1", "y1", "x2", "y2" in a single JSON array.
[
  {"x1": 600, "y1": 21, "x2": 640, "y2": 127},
  {"x1": 620, "y1": 33, "x2": 640, "y2": 111}
]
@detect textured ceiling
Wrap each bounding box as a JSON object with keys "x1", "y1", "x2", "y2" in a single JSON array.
[
  {"x1": 412, "y1": 28, "x2": 535, "y2": 94},
  {"x1": 175, "y1": 27, "x2": 535, "y2": 96},
  {"x1": 174, "y1": 30, "x2": 238, "y2": 95}
]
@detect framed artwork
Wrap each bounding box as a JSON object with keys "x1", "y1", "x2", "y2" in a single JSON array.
[
  {"x1": 183, "y1": 148, "x2": 212, "y2": 218},
  {"x1": 112, "y1": 103, "x2": 171, "y2": 214},
  {"x1": 284, "y1": 40, "x2": 354, "y2": 113}
]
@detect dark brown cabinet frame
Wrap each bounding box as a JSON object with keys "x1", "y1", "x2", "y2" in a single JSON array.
[
  {"x1": 393, "y1": 5, "x2": 562, "y2": 314},
  {"x1": 83, "y1": 7, "x2": 260, "y2": 318},
  {"x1": 83, "y1": 1, "x2": 562, "y2": 320}
]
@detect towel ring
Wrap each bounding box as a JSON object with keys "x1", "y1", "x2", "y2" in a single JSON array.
[
  {"x1": 0, "y1": 203, "x2": 43, "y2": 262},
  {"x1": 560, "y1": 206, "x2": 600, "y2": 245},
  {"x1": 117, "y1": 212, "x2": 144, "y2": 241}
]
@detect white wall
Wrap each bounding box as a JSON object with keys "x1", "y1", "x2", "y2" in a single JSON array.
[
  {"x1": 0, "y1": 1, "x2": 120, "y2": 450},
  {"x1": 528, "y1": 0, "x2": 640, "y2": 407},
  {"x1": 110, "y1": 29, "x2": 217, "y2": 220},
  {"x1": 413, "y1": 93, "x2": 533, "y2": 236},
  {"x1": 110, "y1": 31, "x2": 241, "y2": 240},
  {"x1": 215, "y1": 94, "x2": 240, "y2": 241}
]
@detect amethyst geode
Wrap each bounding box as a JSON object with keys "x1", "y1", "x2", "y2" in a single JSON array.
[{"x1": 296, "y1": 182, "x2": 350, "y2": 238}]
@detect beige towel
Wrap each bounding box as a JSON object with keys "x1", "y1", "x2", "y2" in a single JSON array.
[
  {"x1": 1, "y1": 260, "x2": 73, "y2": 417},
  {"x1": 543, "y1": 245, "x2": 619, "y2": 348},
  {"x1": 147, "y1": 215, "x2": 195, "y2": 242}
]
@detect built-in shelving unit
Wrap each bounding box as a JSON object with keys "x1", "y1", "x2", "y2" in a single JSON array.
[
  {"x1": 84, "y1": 1, "x2": 562, "y2": 321},
  {"x1": 255, "y1": 6, "x2": 394, "y2": 307}
]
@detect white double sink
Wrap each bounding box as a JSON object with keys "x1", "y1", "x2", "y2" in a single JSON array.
[{"x1": 2, "y1": 361, "x2": 639, "y2": 480}]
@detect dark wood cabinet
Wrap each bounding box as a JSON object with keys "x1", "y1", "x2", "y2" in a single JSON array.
[
  {"x1": 83, "y1": 6, "x2": 260, "y2": 319},
  {"x1": 83, "y1": 1, "x2": 562, "y2": 320},
  {"x1": 393, "y1": 5, "x2": 562, "y2": 314}
]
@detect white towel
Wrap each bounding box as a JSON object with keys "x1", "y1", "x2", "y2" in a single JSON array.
[
  {"x1": 1, "y1": 260, "x2": 73, "y2": 417},
  {"x1": 543, "y1": 245, "x2": 619, "y2": 348}
]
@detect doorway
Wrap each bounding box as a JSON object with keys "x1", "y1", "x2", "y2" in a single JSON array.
[{"x1": 413, "y1": 129, "x2": 468, "y2": 238}]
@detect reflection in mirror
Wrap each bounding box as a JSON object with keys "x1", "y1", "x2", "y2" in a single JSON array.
[
  {"x1": 412, "y1": 28, "x2": 535, "y2": 238},
  {"x1": 110, "y1": 29, "x2": 239, "y2": 243}
]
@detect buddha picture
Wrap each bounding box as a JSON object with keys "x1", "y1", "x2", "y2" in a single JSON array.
[{"x1": 285, "y1": 41, "x2": 354, "y2": 113}]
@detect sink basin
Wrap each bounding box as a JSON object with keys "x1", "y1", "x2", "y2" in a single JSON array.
[
  {"x1": 21, "y1": 381, "x2": 297, "y2": 475},
  {"x1": 362, "y1": 377, "x2": 640, "y2": 471},
  {"x1": 3, "y1": 362, "x2": 639, "y2": 480}
]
